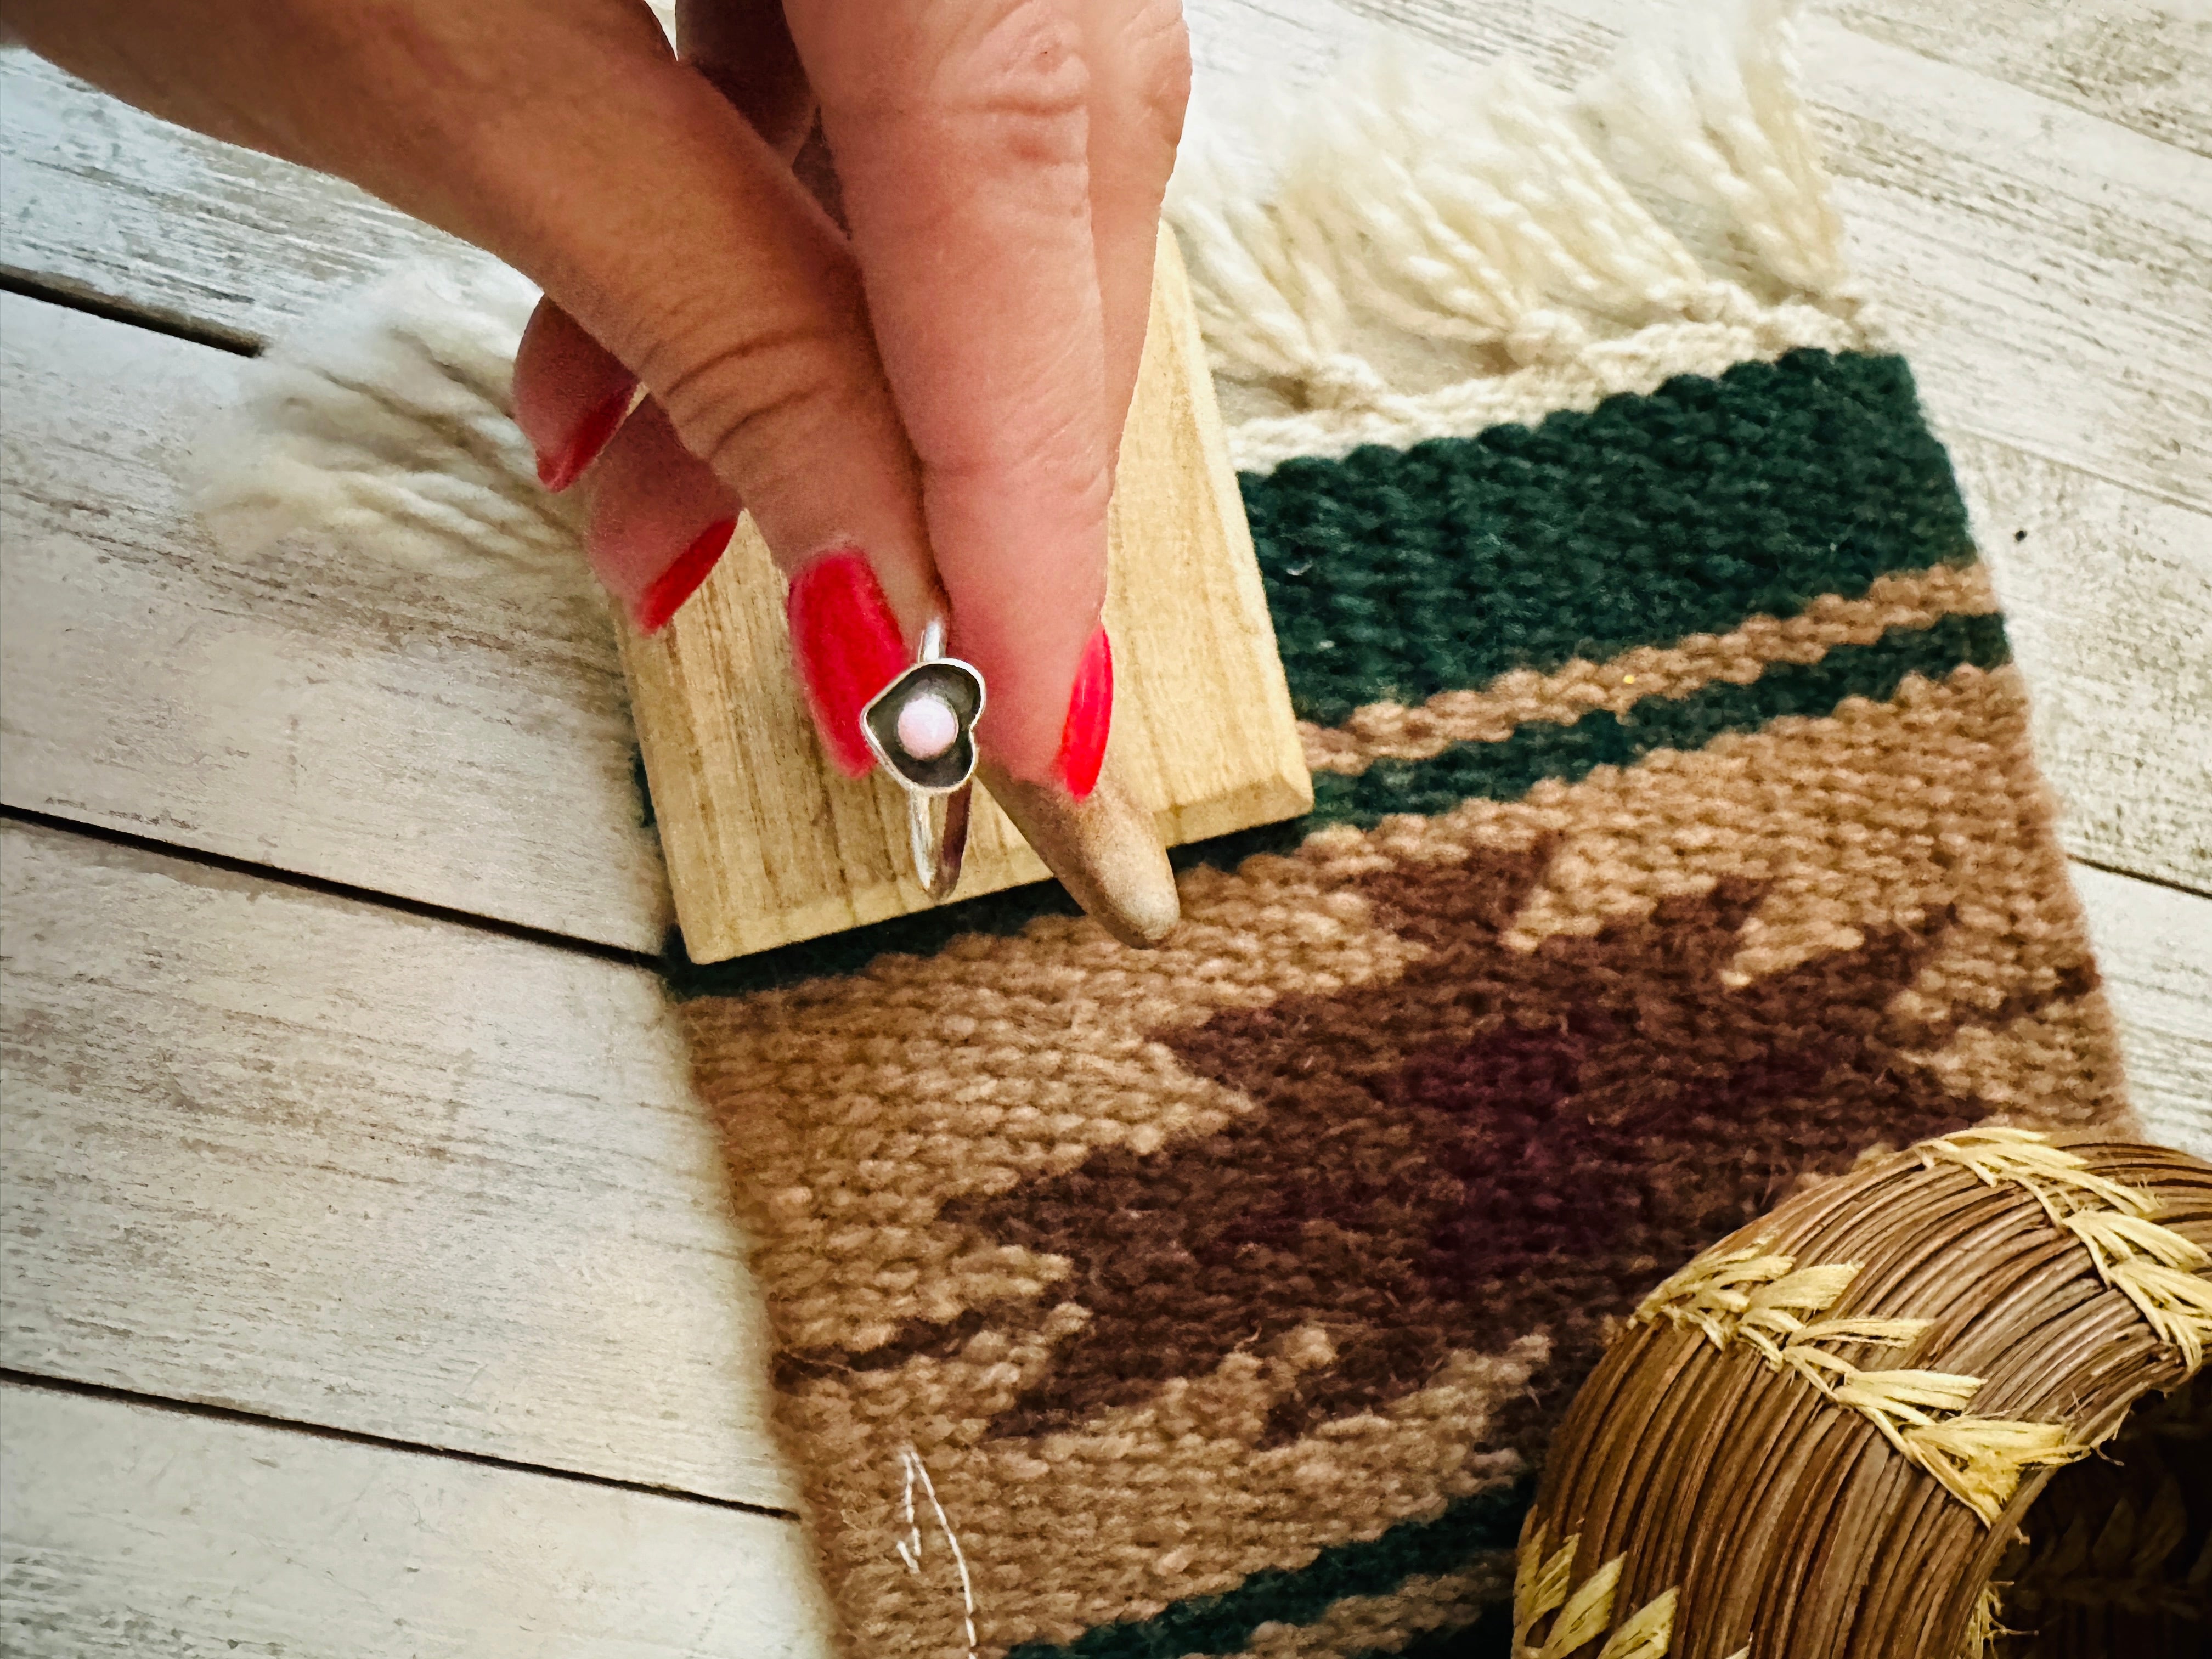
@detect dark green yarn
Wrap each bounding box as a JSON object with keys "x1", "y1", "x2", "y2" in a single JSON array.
[
  {"x1": 1245, "y1": 349, "x2": 1975, "y2": 725},
  {"x1": 1308, "y1": 611, "x2": 2009, "y2": 828},
  {"x1": 662, "y1": 880, "x2": 1087, "y2": 999},
  {"x1": 1001, "y1": 1481, "x2": 1531, "y2": 1659},
  {"x1": 1349, "y1": 1604, "x2": 1513, "y2": 1659}
]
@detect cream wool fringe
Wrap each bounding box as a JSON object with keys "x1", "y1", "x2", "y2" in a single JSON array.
[
  {"x1": 1166, "y1": 0, "x2": 1874, "y2": 473},
  {"x1": 189, "y1": 258, "x2": 581, "y2": 591},
  {"x1": 189, "y1": 1, "x2": 1859, "y2": 573}
]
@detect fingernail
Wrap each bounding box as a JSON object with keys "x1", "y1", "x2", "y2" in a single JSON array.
[
  {"x1": 537, "y1": 387, "x2": 632, "y2": 492},
  {"x1": 785, "y1": 549, "x2": 909, "y2": 777},
  {"x1": 982, "y1": 763, "x2": 1178, "y2": 947},
  {"x1": 635, "y1": 518, "x2": 734, "y2": 634},
  {"x1": 1056, "y1": 626, "x2": 1113, "y2": 799}
]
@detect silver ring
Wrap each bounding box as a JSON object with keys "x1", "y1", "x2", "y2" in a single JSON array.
[{"x1": 859, "y1": 618, "x2": 985, "y2": 901}]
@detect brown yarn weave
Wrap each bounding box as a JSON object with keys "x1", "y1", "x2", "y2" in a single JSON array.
[{"x1": 668, "y1": 269, "x2": 2134, "y2": 1659}]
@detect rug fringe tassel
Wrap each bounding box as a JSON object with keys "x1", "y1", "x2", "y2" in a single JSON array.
[{"x1": 1166, "y1": 0, "x2": 1864, "y2": 419}]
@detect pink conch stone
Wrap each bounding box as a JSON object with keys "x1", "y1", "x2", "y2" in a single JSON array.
[{"x1": 897, "y1": 693, "x2": 960, "y2": 760}]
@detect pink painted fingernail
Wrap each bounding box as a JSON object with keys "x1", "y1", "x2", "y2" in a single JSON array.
[
  {"x1": 1056, "y1": 626, "x2": 1113, "y2": 799},
  {"x1": 537, "y1": 387, "x2": 632, "y2": 493},
  {"x1": 785, "y1": 549, "x2": 909, "y2": 777},
  {"x1": 634, "y1": 519, "x2": 734, "y2": 634}
]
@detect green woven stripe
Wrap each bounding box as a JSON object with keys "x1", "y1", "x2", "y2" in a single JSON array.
[
  {"x1": 1308, "y1": 612, "x2": 2009, "y2": 830},
  {"x1": 1001, "y1": 1481, "x2": 1531, "y2": 1659},
  {"x1": 1245, "y1": 349, "x2": 1975, "y2": 725},
  {"x1": 668, "y1": 614, "x2": 2005, "y2": 997},
  {"x1": 1348, "y1": 1604, "x2": 1512, "y2": 1659}
]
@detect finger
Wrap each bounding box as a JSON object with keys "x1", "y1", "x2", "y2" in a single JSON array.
[
  {"x1": 789, "y1": 0, "x2": 1116, "y2": 791},
  {"x1": 444, "y1": 22, "x2": 945, "y2": 761},
  {"x1": 580, "y1": 396, "x2": 741, "y2": 632},
  {"x1": 518, "y1": 0, "x2": 819, "y2": 498},
  {"x1": 514, "y1": 297, "x2": 637, "y2": 492},
  {"x1": 1075, "y1": 0, "x2": 1189, "y2": 452}
]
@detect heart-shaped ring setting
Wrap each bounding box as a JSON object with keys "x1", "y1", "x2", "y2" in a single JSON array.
[
  {"x1": 860, "y1": 619, "x2": 984, "y2": 900},
  {"x1": 861, "y1": 653, "x2": 985, "y2": 793}
]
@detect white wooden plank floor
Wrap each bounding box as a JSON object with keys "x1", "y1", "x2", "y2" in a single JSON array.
[{"x1": 2, "y1": 3, "x2": 2207, "y2": 1653}]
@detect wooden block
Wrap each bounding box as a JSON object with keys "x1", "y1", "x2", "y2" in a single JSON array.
[{"x1": 619, "y1": 233, "x2": 1312, "y2": 963}]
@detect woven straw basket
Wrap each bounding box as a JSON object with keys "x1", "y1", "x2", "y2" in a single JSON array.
[{"x1": 1520, "y1": 1129, "x2": 2212, "y2": 1658}]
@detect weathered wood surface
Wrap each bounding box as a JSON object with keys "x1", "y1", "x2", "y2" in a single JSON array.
[
  {"x1": 625, "y1": 235, "x2": 1309, "y2": 961},
  {"x1": 2076, "y1": 865, "x2": 2212, "y2": 1162},
  {"x1": 0, "y1": 46, "x2": 476, "y2": 349},
  {"x1": 0, "y1": 817, "x2": 790, "y2": 1511},
  {"x1": 0, "y1": 1381, "x2": 832, "y2": 1658},
  {"x1": 1952, "y1": 433, "x2": 2212, "y2": 895},
  {"x1": 0, "y1": 289, "x2": 672, "y2": 955},
  {"x1": 1824, "y1": 0, "x2": 2212, "y2": 159}
]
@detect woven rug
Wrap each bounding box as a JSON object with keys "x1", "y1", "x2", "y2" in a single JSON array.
[
  {"x1": 665, "y1": 20, "x2": 2135, "y2": 1659},
  {"x1": 194, "y1": 8, "x2": 2135, "y2": 1656}
]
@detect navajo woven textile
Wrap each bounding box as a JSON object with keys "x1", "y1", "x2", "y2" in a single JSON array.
[{"x1": 667, "y1": 22, "x2": 2132, "y2": 1659}]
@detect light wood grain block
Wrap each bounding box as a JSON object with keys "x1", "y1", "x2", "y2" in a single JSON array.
[
  {"x1": 623, "y1": 234, "x2": 1311, "y2": 963},
  {"x1": 0, "y1": 1382, "x2": 833, "y2": 1659},
  {"x1": 0, "y1": 817, "x2": 789, "y2": 1510}
]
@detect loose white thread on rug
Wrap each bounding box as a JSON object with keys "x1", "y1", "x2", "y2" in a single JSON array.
[
  {"x1": 1167, "y1": 0, "x2": 1876, "y2": 473},
  {"x1": 896, "y1": 1443, "x2": 980, "y2": 1659}
]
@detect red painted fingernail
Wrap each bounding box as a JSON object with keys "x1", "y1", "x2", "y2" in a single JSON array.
[
  {"x1": 635, "y1": 518, "x2": 734, "y2": 634},
  {"x1": 537, "y1": 387, "x2": 632, "y2": 492},
  {"x1": 1057, "y1": 626, "x2": 1113, "y2": 799},
  {"x1": 785, "y1": 549, "x2": 908, "y2": 777}
]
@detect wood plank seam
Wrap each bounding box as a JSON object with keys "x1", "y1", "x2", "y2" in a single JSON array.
[
  {"x1": 0, "y1": 800, "x2": 660, "y2": 972},
  {"x1": 2069, "y1": 855, "x2": 2212, "y2": 906},
  {"x1": 0, "y1": 1364, "x2": 803, "y2": 1522},
  {"x1": 0, "y1": 264, "x2": 259, "y2": 356}
]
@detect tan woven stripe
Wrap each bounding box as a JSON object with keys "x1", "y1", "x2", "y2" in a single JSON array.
[
  {"x1": 1903, "y1": 997, "x2": 2129, "y2": 1132},
  {"x1": 1301, "y1": 562, "x2": 1995, "y2": 776},
  {"x1": 697, "y1": 664, "x2": 2107, "y2": 1370},
  {"x1": 1232, "y1": 1550, "x2": 1513, "y2": 1658},
  {"x1": 1311, "y1": 663, "x2": 2111, "y2": 1029},
  {"x1": 691, "y1": 858, "x2": 1429, "y2": 1355},
  {"x1": 789, "y1": 1336, "x2": 1545, "y2": 1659},
  {"x1": 726, "y1": 667, "x2": 2112, "y2": 1364},
  {"x1": 690, "y1": 664, "x2": 2119, "y2": 1657}
]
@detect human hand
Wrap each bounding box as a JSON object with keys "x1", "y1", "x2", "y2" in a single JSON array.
[{"x1": 7, "y1": 0, "x2": 1190, "y2": 805}]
